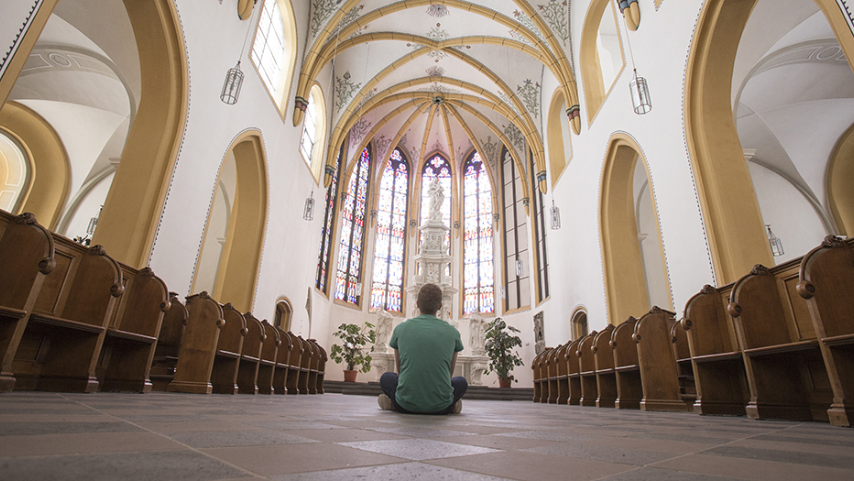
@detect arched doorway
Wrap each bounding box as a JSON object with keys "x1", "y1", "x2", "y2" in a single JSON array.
[
  {"x1": 274, "y1": 298, "x2": 293, "y2": 331},
  {"x1": 685, "y1": 0, "x2": 854, "y2": 283},
  {"x1": 192, "y1": 131, "x2": 268, "y2": 312},
  {"x1": 600, "y1": 134, "x2": 672, "y2": 324},
  {"x1": 571, "y1": 308, "x2": 588, "y2": 341}
]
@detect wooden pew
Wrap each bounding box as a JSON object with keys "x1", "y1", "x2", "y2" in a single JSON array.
[
  {"x1": 532, "y1": 349, "x2": 550, "y2": 402},
  {"x1": 211, "y1": 303, "x2": 247, "y2": 394},
  {"x1": 798, "y1": 236, "x2": 854, "y2": 426},
  {"x1": 671, "y1": 319, "x2": 697, "y2": 407},
  {"x1": 0, "y1": 212, "x2": 55, "y2": 393},
  {"x1": 555, "y1": 342, "x2": 570, "y2": 404},
  {"x1": 256, "y1": 320, "x2": 279, "y2": 395},
  {"x1": 633, "y1": 307, "x2": 690, "y2": 412},
  {"x1": 728, "y1": 263, "x2": 831, "y2": 422},
  {"x1": 150, "y1": 292, "x2": 188, "y2": 391},
  {"x1": 577, "y1": 332, "x2": 598, "y2": 407},
  {"x1": 314, "y1": 341, "x2": 327, "y2": 394},
  {"x1": 307, "y1": 339, "x2": 325, "y2": 394},
  {"x1": 593, "y1": 325, "x2": 616, "y2": 408},
  {"x1": 168, "y1": 292, "x2": 224, "y2": 394},
  {"x1": 567, "y1": 341, "x2": 582, "y2": 405},
  {"x1": 97, "y1": 266, "x2": 169, "y2": 392},
  {"x1": 272, "y1": 327, "x2": 293, "y2": 394},
  {"x1": 15, "y1": 240, "x2": 124, "y2": 392},
  {"x1": 545, "y1": 345, "x2": 560, "y2": 404},
  {"x1": 682, "y1": 284, "x2": 749, "y2": 415},
  {"x1": 610, "y1": 317, "x2": 641, "y2": 409},
  {"x1": 236, "y1": 313, "x2": 264, "y2": 395},
  {"x1": 285, "y1": 331, "x2": 304, "y2": 395},
  {"x1": 298, "y1": 336, "x2": 314, "y2": 394}
]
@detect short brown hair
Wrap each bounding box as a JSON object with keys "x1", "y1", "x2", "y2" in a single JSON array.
[{"x1": 417, "y1": 284, "x2": 443, "y2": 315}]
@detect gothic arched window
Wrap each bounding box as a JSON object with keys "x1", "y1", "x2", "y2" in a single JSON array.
[
  {"x1": 462, "y1": 152, "x2": 494, "y2": 315},
  {"x1": 370, "y1": 149, "x2": 409, "y2": 312},
  {"x1": 335, "y1": 147, "x2": 372, "y2": 305},
  {"x1": 250, "y1": 0, "x2": 298, "y2": 117},
  {"x1": 314, "y1": 142, "x2": 343, "y2": 294},
  {"x1": 420, "y1": 154, "x2": 452, "y2": 251}
]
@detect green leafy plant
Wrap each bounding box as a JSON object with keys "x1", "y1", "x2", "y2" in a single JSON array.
[
  {"x1": 484, "y1": 318, "x2": 525, "y2": 383},
  {"x1": 329, "y1": 322, "x2": 376, "y2": 372}
]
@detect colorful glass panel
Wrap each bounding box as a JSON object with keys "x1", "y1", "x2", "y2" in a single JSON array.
[
  {"x1": 335, "y1": 148, "x2": 371, "y2": 304},
  {"x1": 371, "y1": 149, "x2": 409, "y2": 312},
  {"x1": 463, "y1": 153, "x2": 494, "y2": 314},
  {"x1": 420, "y1": 155, "x2": 452, "y2": 252}
]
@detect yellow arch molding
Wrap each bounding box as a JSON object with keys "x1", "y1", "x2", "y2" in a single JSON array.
[
  {"x1": 684, "y1": 0, "x2": 854, "y2": 284},
  {"x1": 417, "y1": 103, "x2": 440, "y2": 180},
  {"x1": 826, "y1": 122, "x2": 854, "y2": 237},
  {"x1": 439, "y1": 105, "x2": 459, "y2": 234},
  {"x1": 410, "y1": 149, "x2": 459, "y2": 241},
  {"x1": 0, "y1": 102, "x2": 70, "y2": 228},
  {"x1": 295, "y1": 0, "x2": 581, "y2": 135}
]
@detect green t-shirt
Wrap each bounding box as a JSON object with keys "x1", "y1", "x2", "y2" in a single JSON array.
[{"x1": 389, "y1": 314, "x2": 464, "y2": 413}]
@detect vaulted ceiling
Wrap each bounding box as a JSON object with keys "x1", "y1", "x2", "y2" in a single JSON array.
[{"x1": 294, "y1": 1, "x2": 578, "y2": 196}]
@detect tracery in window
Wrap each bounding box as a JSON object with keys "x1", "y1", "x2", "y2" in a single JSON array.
[
  {"x1": 530, "y1": 152, "x2": 550, "y2": 302},
  {"x1": 501, "y1": 146, "x2": 531, "y2": 312},
  {"x1": 370, "y1": 149, "x2": 409, "y2": 312},
  {"x1": 251, "y1": 0, "x2": 286, "y2": 97},
  {"x1": 315, "y1": 143, "x2": 343, "y2": 294},
  {"x1": 420, "y1": 154, "x2": 452, "y2": 252},
  {"x1": 335, "y1": 147, "x2": 372, "y2": 305},
  {"x1": 462, "y1": 152, "x2": 494, "y2": 315}
]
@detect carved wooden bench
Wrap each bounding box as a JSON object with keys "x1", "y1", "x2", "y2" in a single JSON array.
[
  {"x1": 532, "y1": 348, "x2": 550, "y2": 402},
  {"x1": 298, "y1": 336, "x2": 315, "y2": 395},
  {"x1": 671, "y1": 319, "x2": 697, "y2": 407},
  {"x1": 236, "y1": 312, "x2": 264, "y2": 395},
  {"x1": 610, "y1": 317, "x2": 641, "y2": 409},
  {"x1": 286, "y1": 332, "x2": 305, "y2": 395},
  {"x1": 682, "y1": 283, "x2": 748, "y2": 416},
  {"x1": 211, "y1": 303, "x2": 247, "y2": 394},
  {"x1": 313, "y1": 341, "x2": 327, "y2": 394},
  {"x1": 545, "y1": 345, "x2": 560, "y2": 404},
  {"x1": 150, "y1": 292, "x2": 188, "y2": 391},
  {"x1": 728, "y1": 263, "x2": 831, "y2": 422},
  {"x1": 578, "y1": 332, "x2": 598, "y2": 407},
  {"x1": 798, "y1": 236, "x2": 854, "y2": 426},
  {"x1": 256, "y1": 320, "x2": 279, "y2": 395},
  {"x1": 168, "y1": 292, "x2": 223, "y2": 394},
  {"x1": 567, "y1": 340, "x2": 582, "y2": 406},
  {"x1": 0, "y1": 212, "x2": 55, "y2": 393},
  {"x1": 272, "y1": 327, "x2": 294, "y2": 394},
  {"x1": 306, "y1": 339, "x2": 325, "y2": 394},
  {"x1": 633, "y1": 307, "x2": 690, "y2": 412},
  {"x1": 593, "y1": 325, "x2": 616, "y2": 408},
  {"x1": 555, "y1": 342, "x2": 570, "y2": 404}
]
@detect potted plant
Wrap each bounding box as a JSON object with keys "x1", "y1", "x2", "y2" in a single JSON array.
[
  {"x1": 484, "y1": 317, "x2": 524, "y2": 388},
  {"x1": 329, "y1": 322, "x2": 376, "y2": 382}
]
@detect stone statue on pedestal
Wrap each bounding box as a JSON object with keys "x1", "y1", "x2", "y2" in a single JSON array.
[
  {"x1": 375, "y1": 309, "x2": 393, "y2": 353},
  {"x1": 469, "y1": 312, "x2": 486, "y2": 356}
]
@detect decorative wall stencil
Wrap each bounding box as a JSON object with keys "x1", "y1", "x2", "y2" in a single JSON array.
[
  {"x1": 331, "y1": 5, "x2": 364, "y2": 38},
  {"x1": 375, "y1": 134, "x2": 393, "y2": 161},
  {"x1": 837, "y1": 1, "x2": 854, "y2": 34},
  {"x1": 537, "y1": 1, "x2": 569, "y2": 44},
  {"x1": 517, "y1": 79, "x2": 542, "y2": 118},
  {"x1": 509, "y1": 30, "x2": 535, "y2": 47},
  {"x1": 427, "y1": 5, "x2": 450, "y2": 17},
  {"x1": 503, "y1": 123, "x2": 526, "y2": 155},
  {"x1": 512, "y1": 10, "x2": 548, "y2": 48},
  {"x1": 457, "y1": 140, "x2": 473, "y2": 160},
  {"x1": 498, "y1": 92, "x2": 520, "y2": 116},
  {"x1": 410, "y1": 23, "x2": 451, "y2": 62},
  {"x1": 310, "y1": 0, "x2": 339, "y2": 38},
  {"x1": 347, "y1": 23, "x2": 369, "y2": 40},
  {"x1": 480, "y1": 136, "x2": 499, "y2": 170},
  {"x1": 417, "y1": 83, "x2": 460, "y2": 94},
  {"x1": 431, "y1": 138, "x2": 444, "y2": 153},
  {"x1": 335, "y1": 71, "x2": 361, "y2": 113},
  {"x1": 426, "y1": 66, "x2": 445, "y2": 77},
  {"x1": 349, "y1": 118, "x2": 372, "y2": 147}
]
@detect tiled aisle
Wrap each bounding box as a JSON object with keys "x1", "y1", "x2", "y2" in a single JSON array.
[{"x1": 1, "y1": 391, "x2": 853, "y2": 480}]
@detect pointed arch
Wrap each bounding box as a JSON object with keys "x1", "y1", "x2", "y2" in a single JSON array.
[
  {"x1": 251, "y1": 0, "x2": 299, "y2": 119},
  {"x1": 461, "y1": 150, "x2": 495, "y2": 316},
  {"x1": 547, "y1": 88, "x2": 573, "y2": 189},
  {"x1": 192, "y1": 130, "x2": 268, "y2": 312},
  {"x1": 827, "y1": 122, "x2": 854, "y2": 237},
  {"x1": 600, "y1": 133, "x2": 672, "y2": 324},
  {"x1": 370, "y1": 147, "x2": 410, "y2": 313},
  {"x1": 274, "y1": 296, "x2": 293, "y2": 331},
  {"x1": 580, "y1": 0, "x2": 626, "y2": 126},
  {"x1": 334, "y1": 144, "x2": 373, "y2": 307}
]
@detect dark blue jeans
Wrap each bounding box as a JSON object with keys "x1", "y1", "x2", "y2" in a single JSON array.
[{"x1": 379, "y1": 371, "x2": 467, "y2": 414}]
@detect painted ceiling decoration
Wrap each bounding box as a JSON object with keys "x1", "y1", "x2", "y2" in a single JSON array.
[{"x1": 297, "y1": 1, "x2": 579, "y2": 197}]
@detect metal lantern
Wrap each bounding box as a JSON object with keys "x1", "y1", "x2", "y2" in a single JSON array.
[
  {"x1": 766, "y1": 225, "x2": 784, "y2": 257},
  {"x1": 220, "y1": 61, "x2": 244, "y2": 105},
  {"x1": 550, "y1": 199, "x2": 561, "y2": 230},
  {"x1": 303, "y1": 191, "x2": 315, "y2": 221},
  {"x1": 629, "y1": 69, "x2": 652, "y2": 115}
]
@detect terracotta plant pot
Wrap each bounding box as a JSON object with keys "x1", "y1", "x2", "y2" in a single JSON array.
[
  {"x1": 343, "y1": 369, "x2": 358, "y2": 382},
  {"x1": 499, "y1": 377, "x2": 511, "y2": 388}
]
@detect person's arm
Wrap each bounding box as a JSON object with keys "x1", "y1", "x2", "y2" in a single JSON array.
[
  {"x1": 450, "y1": 351, "x2": 458, "y2": 378},
  {"x1": 394, "y1": 349, "x2": 401, "y2": 374}
]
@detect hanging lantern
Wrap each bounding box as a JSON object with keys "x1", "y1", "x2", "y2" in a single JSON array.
[
  {"x1": 629, "y1": 69, "x2": 652, "y2": 115},
  {"x1": 550, "y1": 199, "x2": 561, "y2": 230},
  {"x1": 303, "y1": 191, "x2": 315, "y2": 221},
  {"x1": 766, "y1": 225, "x2": 784, "y2": 257},
  {"x1": 220, "y1": 61, "x2": 244, "y2": 105}
]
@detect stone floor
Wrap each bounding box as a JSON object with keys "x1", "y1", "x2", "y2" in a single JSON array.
[{"x1": 1, "y1": 391, "x2": 853, "y2": 480}]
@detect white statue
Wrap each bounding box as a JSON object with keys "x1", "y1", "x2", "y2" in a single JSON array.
[
  {"x1": 428, "y1": 176, "x2": 444, "y2": 222},
  {"x1": 375, "y1": 309, "x2": 393, "y2": 353},
  {"x1": 470, "y1": 360, "x2": 488, "y2": 386},
  {"x1": 469, "y1": 312, "x2": 486, "y2": 356}
]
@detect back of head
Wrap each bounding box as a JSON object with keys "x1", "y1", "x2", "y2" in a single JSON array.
[{"x1": 417, "y1": 284, "x2": 443, "y2": 316}]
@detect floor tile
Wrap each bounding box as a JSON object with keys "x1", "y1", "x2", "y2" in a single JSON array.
[
  {"x1": 269, "y1": 461, "x2": 513, "y2": 480},
  {"x1": 167, "y1": 429, "x2": 320, "y2": 448},
  {"x1": 425, "y1": 450, "x2": 633, "y2": 481},
  {"x1": 0, "y1": 432, "x2": 185, "y2": 457},
  {"x1": 651, "y1": 453, "x2": 854, "y2": 481},
  {"x1": 340, "y1": 438, "x2": 501, "y2": 461},
  {"x1": 0, "y1": 421, "x2": 141, "y2": 436}
]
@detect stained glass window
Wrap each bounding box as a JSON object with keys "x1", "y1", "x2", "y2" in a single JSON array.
[
  {"x1": 370, "y1": 149, "x2": 409, "y2": 312},
  {"x1": 462, "y1": 152, "x2": 494, "y2": 315},
  {"x1": 314, "y1": 143, "x2": 343, "y2": 293},
  {"x1": 420, "y1": 155, "x2": 452, "y2": 252},
  {"x1": 335, "y1": 147, "x2": 372, "y2": 304},
  {"x1": 501, "y1": 146, "x2": 531, "y2": 311},
  {"x1": 530, "y1": 152, "x2": 550, "y2": 302}
]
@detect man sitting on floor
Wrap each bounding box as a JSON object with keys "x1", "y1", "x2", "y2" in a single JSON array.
[{"x1": 378, "y1": 283, "x2": 467, "y2": 414}]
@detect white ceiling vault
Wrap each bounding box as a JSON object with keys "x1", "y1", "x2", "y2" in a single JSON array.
[{"x1": 294, "y1": 0, "x2": 578, "y2": 196}]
